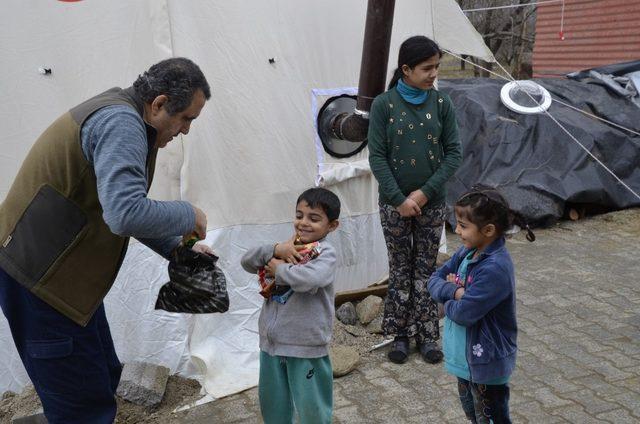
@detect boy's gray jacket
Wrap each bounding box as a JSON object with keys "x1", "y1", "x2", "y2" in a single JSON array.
[{"x1": 241, "y1": 240, "x2": 336, "y2": 358}]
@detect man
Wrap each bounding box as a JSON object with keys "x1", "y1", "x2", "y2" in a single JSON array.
[{"x1": 0, "y1": 57, "x2": 212, "y2": 423}]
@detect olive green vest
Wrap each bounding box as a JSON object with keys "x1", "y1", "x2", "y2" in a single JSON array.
[{"x1": 0, "y1": 87, "x2": 158, "y2": 326}]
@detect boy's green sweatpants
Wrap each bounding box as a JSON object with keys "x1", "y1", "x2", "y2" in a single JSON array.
[{"x1": 259, "y1": 351, "x2": 333, "y2": 424}]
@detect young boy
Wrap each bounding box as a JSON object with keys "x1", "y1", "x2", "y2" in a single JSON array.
[{"x1": 241, "y1": 187, "x2": 340, "y2": 424}]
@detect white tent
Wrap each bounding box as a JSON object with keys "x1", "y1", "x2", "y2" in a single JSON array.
[{"x1": 0, "y1": 0, "x2": 491, "y2": 397}]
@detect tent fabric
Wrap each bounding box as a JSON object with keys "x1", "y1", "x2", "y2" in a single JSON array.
[
  {"x1": 0, "y1": 0, "x2": 492, "y2": 396},
  {"x1": 439, "y1": 78, "x2": 640, "y2": 227}
]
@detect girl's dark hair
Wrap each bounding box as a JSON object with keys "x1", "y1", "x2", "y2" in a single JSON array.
[
  {"x1": 388, "y1": 35, "x2": 443, "y2": 89},
  {"x1": 297, "y1": 188, "x2": 341, "y2": 221},
  {"x1": 133, "y1": 57, "x2": 211, "y2": 115},
  {"x1": 455, "y1": 184, "x2": 535, "y2": 242}
]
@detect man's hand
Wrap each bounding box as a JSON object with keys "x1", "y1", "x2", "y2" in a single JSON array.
[
  {"x1": 408, "y1": 189, "x2": 428, "y2": 209},
  {"x1": 190, "y1": 205, "x2": 208, "y2": 240},
  {"x1": 274, "y1": 235, "x2": 304, "y2": 264},
  {"x1": 265, "y1": 257, "x2": 285, "y2": 278},
  {"x1": 454, "y1": 287, "x2": 465, "y2": 300},
  {"x1": 191, "y1": 243, "x2": 216, "y2": 256},
  {"x1": 446, "y1": 273, "x2": 457, "y2": 284},
  {"x1": 396, "y1": 198, "x2": 421, "y2": 217}
]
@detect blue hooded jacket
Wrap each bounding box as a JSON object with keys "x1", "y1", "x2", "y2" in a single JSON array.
[{"x1": 428, "y1": 237, "x2": 517, "y2": 383}]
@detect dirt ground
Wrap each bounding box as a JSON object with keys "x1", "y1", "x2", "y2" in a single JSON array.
[
  {"x1": 0, "y1": 311, "x2": 385, "y2": 423},
  {"x1": 0, "y1": 375, "x2": 202, "y2": 424}
]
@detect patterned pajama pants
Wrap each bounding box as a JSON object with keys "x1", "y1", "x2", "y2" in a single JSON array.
[{"x1": 379, "y1": 202, "x2": 446, "y2": 345}]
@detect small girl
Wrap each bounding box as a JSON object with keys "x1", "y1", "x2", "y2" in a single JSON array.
[
  {"x1": 428, "y1": 185, "x2": 535, "y2": 423},
  {"x1": 368, "y1": 35, "x2": 462, "y2": 364}
]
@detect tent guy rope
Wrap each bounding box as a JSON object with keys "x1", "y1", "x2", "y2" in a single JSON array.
[
  {"x1": 441, "y1": 48, "x2": 640, "y2": 202},
  {"x1": 443, "y1": 49, "x2": 640, "y2": 137},
  {"x1": 462, "y1": 0, "x2": 564, "y2": 13}
]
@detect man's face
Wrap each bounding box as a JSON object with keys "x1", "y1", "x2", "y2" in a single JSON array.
[{"x1": 147, "y1": 89, "x2": 207, "y2": 148}]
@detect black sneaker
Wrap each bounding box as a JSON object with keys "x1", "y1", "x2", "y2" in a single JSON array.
[
  {"x1": 388, "y1": 336, "x2": 410, "y2": 364},
  {"x1": 417, "y1": 342, "x2": 443, "y2": 364}
]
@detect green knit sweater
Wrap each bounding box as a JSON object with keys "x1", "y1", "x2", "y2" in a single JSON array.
[{"x1": 368, "y1": 87, "x2": 462, "y2": 208}]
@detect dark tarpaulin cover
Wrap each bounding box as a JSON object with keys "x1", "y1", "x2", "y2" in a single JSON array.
[{"x1": 438, "y1": 78, "x2": 640, "y2": 227}]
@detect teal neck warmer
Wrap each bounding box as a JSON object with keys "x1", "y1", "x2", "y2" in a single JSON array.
[{"x1": 396, "y1": 78, "x2": 428, "y2": 105}]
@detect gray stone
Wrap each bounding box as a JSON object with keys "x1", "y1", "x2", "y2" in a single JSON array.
[
  {"x1": 330, "y1": 345, "x2": 360, "y2": 377},
  {"x1": 356, "y1": 295, "x2": 382, "y2": 325},
  {"x1": 116, "y1": 361, "x2": 170, "y2": 407},
  {"x1": 343, "y1": 324, "x2": 368, "y2": 337},
  {"x1": 365, "y1": 316, "x2": 383, "y2": 334},
  {"x1": 335, "y1": 302, "x2": 357, "y2": 325},
  {"x1": 11, "y1": 409, "x2": 47, "y2": 424}
]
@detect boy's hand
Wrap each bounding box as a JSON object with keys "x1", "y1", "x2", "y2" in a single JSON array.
[
  {"x1": 454, "y1": 287, "x2": 465, "y2": 300},
  {"x1": 408, "y1": 189, "x2": 428, "y2": 208},
  {"x1": 396, "y1": 198, "x2": 421, "y2": 217},
  {"x1": 265, "y1": 258, "x2": 285, "y2": 278},
  {"x1": 274, "y1": 235, "x2": 303, "y2": 264},
  {"x1": 446, "y1": 273, "x2": 457, "y2": 284}
]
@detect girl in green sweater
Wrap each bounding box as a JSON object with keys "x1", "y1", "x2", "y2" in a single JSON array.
[{"x1": 368, "y1": 35, "x2": 462, "y2": 364}]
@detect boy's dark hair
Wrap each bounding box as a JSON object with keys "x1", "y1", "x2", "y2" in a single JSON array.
[
  {"x1": 388, "y1": 35, "x2": 443, "y2": 89},
  {"x1": 455, "y1": 184, "x2": 535, "y2": 242},
  {"x1": 297, "y1": 188, "x2": 341, "y2": 221},
  {"x1": 133, "y1": 57, "x2": 211, "y2": 115}
]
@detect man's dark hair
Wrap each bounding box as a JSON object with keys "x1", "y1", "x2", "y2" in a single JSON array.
[
  {"x1": 133, "y1": 57, "x2": 211, "y2": 115},
  {"x1": 297, "y1": 188, "x2": 341, "y2": 221}
]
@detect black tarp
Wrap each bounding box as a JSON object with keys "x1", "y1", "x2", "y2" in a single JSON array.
[{"x1": 438, "y1": 78, "x2": 640, "y2": 227}]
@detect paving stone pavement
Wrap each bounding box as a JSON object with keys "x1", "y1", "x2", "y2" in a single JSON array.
[{"x1": 173, "y1": 209, "x2": 640, "y2": 423}]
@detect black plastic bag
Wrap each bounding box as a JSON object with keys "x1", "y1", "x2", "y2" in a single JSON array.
[{"x1": 155, "y1": 246, "x2": 229, "y2": 314}]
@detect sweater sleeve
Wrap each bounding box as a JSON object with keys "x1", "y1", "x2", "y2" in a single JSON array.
[
  {"x1": 81, "y1": 105, "x2": 196, "y2": 239},
  {"x1": 240, "y1": 244, "x2": 274, "y2": 274},
  {"x1": 367, "y1": 95, "x2": 406, "y2": 207},
  {"x1": 427, "y1": 247, "x2": 465, "y2": 303},
  {"x1": 420, "y1": 94, "x2": 462, "y2": 200},
  {"x1": 274, "y1": 243, "x2": 337, "y2": 294},
  {"x1": 136, "y1": 236, "x2": 181, "y2": 260}
]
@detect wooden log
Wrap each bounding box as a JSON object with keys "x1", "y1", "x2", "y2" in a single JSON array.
[
  {"x1": 568, "y1": 208, "x2": 580, "y2": 221},
  {"x1": 568, "y1": 206, "x2": 586, "y2": 221},
  {"x1": 335, "y1": 283, "x2": 388, "y2": 307},
  {"x1": 334, "y1": 251, "x2": 452, "y2": 306}
]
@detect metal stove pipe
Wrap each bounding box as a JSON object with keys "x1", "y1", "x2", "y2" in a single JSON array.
[{"x1": 327, "y1": 0, "x2": 395, "y2": 143}]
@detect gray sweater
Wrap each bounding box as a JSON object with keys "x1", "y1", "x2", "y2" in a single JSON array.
[
  {"x1": 241, "y1": 240, "x2": 337, "y2": 358},
  {"x1": 81, "y1": 105, "x2": 194, "y2": 258}
]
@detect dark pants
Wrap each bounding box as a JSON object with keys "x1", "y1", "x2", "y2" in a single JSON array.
[
  {"x1": 379, "y1": 203, "x2": 445, "y2": 344},
  {"x1": 457, "y1": 378, "x2": 511, "y2": 424},
  {"x1": 0, "y1": 267, "x2": 121, "y2": 424}
]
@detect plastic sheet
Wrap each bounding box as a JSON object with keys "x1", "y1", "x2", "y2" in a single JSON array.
[{"x1": 439, "y1": 78, "x2": 640, "y2": 226}]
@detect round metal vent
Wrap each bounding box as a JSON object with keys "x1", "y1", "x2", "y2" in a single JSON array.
[
  {"x1": 500, "y1": 80, "x2": 552, "y2": 115},
  {"x1": 316, "y1": 95, "x2": 368, "y2": 158}
]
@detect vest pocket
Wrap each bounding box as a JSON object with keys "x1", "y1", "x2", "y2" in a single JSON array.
[{"x1": 1, "y1": 184, "x2": 87, "y2": 288}]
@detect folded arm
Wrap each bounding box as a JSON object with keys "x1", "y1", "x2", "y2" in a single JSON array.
[
  {"x1": 275, "y1": 244, "x2": 337, "y2": 293},
  {"x1": 444, "y1": 264, "x2": 511, "y2": 327}
]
